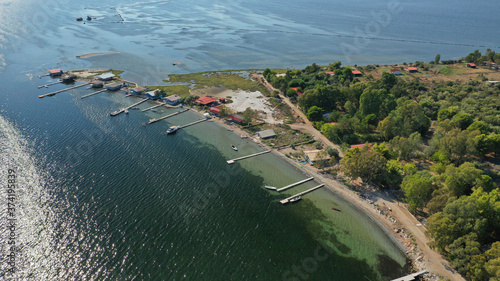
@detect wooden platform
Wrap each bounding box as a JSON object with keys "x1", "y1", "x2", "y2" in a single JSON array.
[
  {"x1": 276, "y1": 177, "x2": 314, "y2": 192},
  {"x1": 38, "y1": 82, "x2": 91, "y2": 98},
  {"x1": 391, "y1": 270, "x2": 428, "y2": 281},
  {"x1": 148, "y1": 109, "x2": 189, "y2": 124},
  {"x1": 178, "y1": 118, "x2": 208, "y2": 129},
  {"x1": 81, "y1": 89, "x2": 107, "y2": 99},
  {"x1": 227, "y1": 150, "x2": 271, "y2": 164},
  {"x1": 110, "y1": 98, "x2": 148, "y2": 116},
  {"x1": 280, "y1": 184, "x2": 324, "y2": 204}
]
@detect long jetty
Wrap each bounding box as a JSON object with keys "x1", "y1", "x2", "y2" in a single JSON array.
[
  {"x1": 280, "y1": 184, "x2": 324, "y2": 205},
  {"x1": 178, "y1": 118, "x2": 208, "y2": 129},
  {"x1": 276, "y1": 177, "x2": 314, "y2": 192},
  {"x1": 38, "y1": 82, "x2": 91, "y2": 98},
  {"x1": 110, "y1": 98, "x2": 149, "y2": 116},
  {"x1": 141, "y1": 103, "x2": 164, "y2": 112},
  {"x1": 227, "y1": 150, "x2": 271, "y2": 164},
  {"x1": 148, "y1": 109, "x2": 189, "y2": 124},
  {"x1": 37, "y1": 80, "x2": 62, "y2": 89},
  {"x1": 81, "y1": 89, "x2": 107, "y2": 99},
  {"x1": 391, "y1": 270, "x2": 428, "y2": 281}
]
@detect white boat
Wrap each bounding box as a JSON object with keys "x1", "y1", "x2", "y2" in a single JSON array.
[
  {"x1": 125, "y1": 109, "x2": 129, "y2": 114},
  {"x1": 151, "y1": 109, "x2": 157, "y2": 112},
  {"x1": 265, "y1": 185, "x2": 277, "y2": 191},
  {"x1": 231, "y1": 145, "x2": 238, "y2": 151},
  {"x1": 289, "y1": 196, "x2": 302, "y2": 203},
  {"x1": 166, "y1": 126, "x2": 178, "y2": 134}
]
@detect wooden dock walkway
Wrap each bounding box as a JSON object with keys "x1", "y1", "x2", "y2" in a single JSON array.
[
  {"x1": 38, "y1": 82, "x2": 91, "y2": 98},
  {"x1": 110, "y1": 98, "x2": 149, "y2": 116},
  {"x1": 280, "y1": 184, "x2": 324, "y2": 204},
  {"x1": 276, "y1": 177, "x2": 314, "y2": 192},
  {"x1": 391, "y1": 270, "x2": 428, "y2": 281},
  {"x1": 148, "y1": 109, "x2": 189, "y2": 124},
  {"x1": 81, "y1": 89, "x2": 107, "y2": 99},
  {"x1": 141, "y1": 103, "x2": 164, "y2": 112},
  {"x1": 178, "y1": 118, "x2": 208, "y2": 129},
  {"x1": 37, "y1": 80, "x2": 62, "y2": 89},
  {"x1": 227, "y1": 150, "x2": 271, "y2": 164}
]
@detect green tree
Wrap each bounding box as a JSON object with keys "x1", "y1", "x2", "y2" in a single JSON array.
[
  {"x1": 451, "y1": 112, "x2": 473, "y2": 130},
  {"x1": 467, "y1": 121, "x2": 490, "y2": 134},
  {"x1": 449, "y1": 233, "x2": 482, "y2": 276},
  {"x1": 378, "y1": 100, "x2": 430, "y2": 139},
  {"x1": 242, "y1": 107, "x2": 255, "y2": 124},
  {"x1": 325, "y1": 146, "x2": 339, "y2": 158},
  {"x1": 340, "y1": 149, "x2": 388, "y2": 186},
  {"x1": 306, "y1": 106, "x2": 323, "y2": 121},
  {"x1": 438, "y1": 106, "x2": 459, "y2": 121},
  {"x1": 401, "y1": 170, "x2": 439, "y2": 213},
  {"x1": 218, "y1": 105, "x2": 229, "y2": 117},
  {"x1": 435, "y1": 54, "x2": 441, "y2": 64},
  {"x1": 359, "y1": 88, "x2": 396, "y2": 120},
  {"x1": 285, "y1": 88, "x2": 298, "y2": 98},
  {"x1": 444, "y1": 162, "x2": 485, "y2": 197},
  {"x1": 484, "y1": 242, "x2": 500, "y2": 280}
]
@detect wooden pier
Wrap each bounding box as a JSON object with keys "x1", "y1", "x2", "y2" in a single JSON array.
[
  {"x1": 227, "y1": 150, "x2": 271, "y2": 164},
  {"x1": 148, "y1": 109, "x2": 189, "y2": 124},
  {"x1": 110, "y1": 98, "x2": 149, "y2": 116},
  {"x1": 280, "y1": 184, "x2": 324, "y2": 204},
  {"x1": 81, "y1": 89, "x2": 107, "y2": 99},
  {"x1": 276, "y1": 177, "x2": 314, "y2": 192},
  {"x1": 38, "y1": 82, "x2": 91, "y2": 98},
  {"x1": 38, "y1": 80, "x2": 62, "y2": 89},
  {"x1": 178, "y1": 118, "x2": 209, "y2": 129},
  {"x1": 141, "y1": 103, "x2": 164, "y2": 112},
  {"x1": 390, "y1": 270, "x2": 428, "y2": 281}
]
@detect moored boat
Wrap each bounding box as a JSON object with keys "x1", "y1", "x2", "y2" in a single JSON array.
[
  {"x1": 166, "y1": 126, "x2": 178, "y2": 134},
  {"x1": 289, "y1": 196, "x2": 301, "y2": 203},
  {"x1": 332, "y1": 207, "x2": 341, "y2": 212},
  {"x1": 265, "y1": 185, "x2": 277, "y2": 191},
  {"x1": 231, "y1": 145, "x2": 238, "y2": 151}
]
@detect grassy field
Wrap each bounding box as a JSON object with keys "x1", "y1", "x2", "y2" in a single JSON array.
[
  {"x1": 145, "y1": 85, "x2": 191, "y2": 97},
  {"x1": 166, "y1": 71, "x2": 269, "y2": 95}
]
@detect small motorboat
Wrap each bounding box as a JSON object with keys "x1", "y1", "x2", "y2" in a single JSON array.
[
  {"x1": 124, "y1": 109, "x2": 129, "y2": 114},
  {"x1": 87, "y1": 16, "x2": 92, "y2": 21},
  {"x1": 265, "y1": 185, "x2": 277, "y2": 191},
  {"x1": 151, "y1": 109, "x2": 157, "y2": 112},
  {"x1": 332, "y1": 207, "x2": 342, "y2": 212},
  {"x1": 166, "y1": 126, "x2": 178, "y2": 134},
  {"x1": 289, "y1": 196, "x2": 301, "y2": 203},
  {"x1": 76, "y1": 17, "x2": 83, "y2": 21},
  {"x1": 231, "y1": 145, "x2": 238, "y2": 151}
]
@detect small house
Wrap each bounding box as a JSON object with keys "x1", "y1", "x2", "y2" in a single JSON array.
[
  {"x1": 304, "y1": 150, "x2": 329, "y2": 165},
  {"x1": 49, "y1": 69, "x2": 63, "y2": 77},
  {"x1": 352, "y1": 70, "x2": 362, "y2": 77},
  {"x1": 466, "y1": 63, "x2": 477, "y2": 68},
  {"x1": 482, "y1": 61, "x2": 495, "y2": 67},
  {"x1": 228, "y1": 114, "x2": 244, "y2": 124},
  {"x1": 391, "y1": 69, "x2": 402, "y2": 75},
  {"x1": 219, "y1": 97, "x2": 226, "y2": 103},
  {"x1": 104, "y1": 82, "x2": 124, "y2": 91},
  {"x1": 130, "y1": 86, "x2": 146, "y2": 95},
  {"x1": 209, "y1": 106, "x2": 221, "y2": 116},
  {"x1": 145, "y1": 89, "x2": 161, "y2": 100},
  {"x1": 407, "y1": 67, "x2": 418, "y2": 73},
  {"x1": 165, "y1": 94, "x2": 181, "y2": 105},
  {"x1": 257, "y1": 129, "x2": 276, "y2": 139},
  {"x1": 96, "y1": 72, "x2": 115, "y2": 81},
  {"x1": 195, "y1": 96, "x2": 218, "y2": 106},
  {"x1": 325, "y1": 71, "x2": 335, "y2": 76},
  {"x1": 291, "y1": 87, "x2": 304, "y2": 96}
]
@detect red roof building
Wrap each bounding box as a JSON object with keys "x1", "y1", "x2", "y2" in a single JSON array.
[
  {"x1": 467, "y1": 63, "x2": 476, "y2": 68},
  {"x1": 352, "y1": 70, "x2": 362, "y2": 76},
  {"x1": 49, "y1": 69, "x2": 63, "y2": 77},
  {"x1": 325, "y1": 71, "x2": 335, "y2": 76},
  {"x1": 407, "y1": 67, "x2": 418, "y2": 73},
  {"x1": 228, "y1": 114, "x2": 243, "y2": 123},
  {"x1": 195, "y1": 96, "x2": 218, "y2": 106},
  {"x1": 209, "y1": 106, "x2": 221, "y2": 115},
  {"x1": 291, "y1": 87, "x2": 304, "y2": 96}
]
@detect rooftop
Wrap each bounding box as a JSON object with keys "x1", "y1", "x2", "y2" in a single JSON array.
[
  {"x1": 96, "y1": 72, "x2": 115, "y2": 80},
  {"x1": 195, "y1": 96, "x2": 218, "y2": 105},
  {"x1": 165, "y1": 94, "x2": 181, "y2": 101},
  {"x1": 257, "y1": 129, "x2": 276, "y2": 139}
]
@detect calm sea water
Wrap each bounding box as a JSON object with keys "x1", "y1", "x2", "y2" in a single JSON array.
[{"x1": 0, "y1": 0, "x2": 497, "y2": 280}]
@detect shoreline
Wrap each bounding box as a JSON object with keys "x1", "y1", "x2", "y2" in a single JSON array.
[{"x1": 186, "y1": 105, "x2": 458, "y2": 281}]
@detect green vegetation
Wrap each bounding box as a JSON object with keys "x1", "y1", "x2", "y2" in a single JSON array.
[
  {"x1": 110, "y1": 69, "x2": 125, "y2": 77},
  {"x1": 145, "y1": 85, "x2": 191, "y2": 97},
  {"x1": 261, "y1": 50, "x2": 500, "y2": 280},
  {"x1": 166, "y1": 71, "x2": 269, "y2": 95}
]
